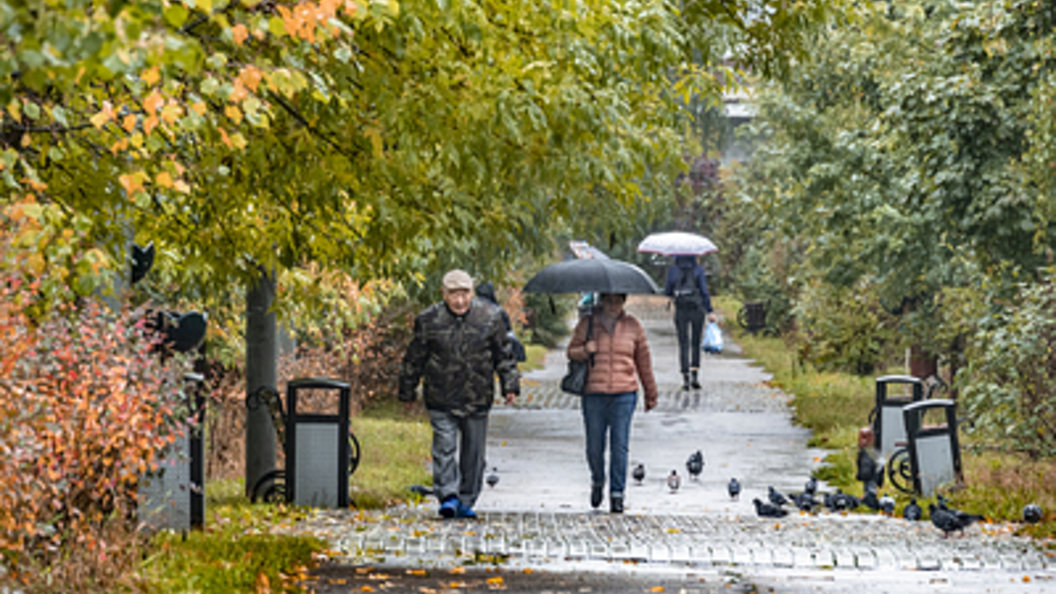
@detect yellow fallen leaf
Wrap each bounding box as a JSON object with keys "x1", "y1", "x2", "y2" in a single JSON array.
[
  {"x1": 487, "y1": 576, "x2": 504, "y2": 585},
  {"x1": 650, "y1": 587, "x2": 665, "y2": 593},
  {"x1": 449, "y1": 567, "x2": 466, "y2": 574},
  {"x1": 360, "y1": 587, "x2": 375, "y2": 593},
  {"x1": 407, "y1": 569, "x2": 427, "y2": 576}
]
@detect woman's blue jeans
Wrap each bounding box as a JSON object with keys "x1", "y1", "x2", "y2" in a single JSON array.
[{"x1": 581, "y1": 392, "x2": 637, "y2": 500}]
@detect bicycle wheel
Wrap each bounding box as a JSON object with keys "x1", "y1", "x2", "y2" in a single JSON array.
[
  {"x1": 250, "y1": 469, "x2": 287, "y2": 504},
  {"x1": 887, "y1": 449, "x2": 914, "y2": 495},
  {"x1": 348, "y1": 431, "x2": 361, "y2": 477}
]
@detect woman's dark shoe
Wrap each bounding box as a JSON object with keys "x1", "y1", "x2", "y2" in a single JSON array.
[
  {"x1": 682, "y1": 373, "x2": 691, "y2": 391},
  {"x1": 690, "y1": 369, "x2": 702, "y2": 390},
  {"x1": 610, "y1": 497, "x2": 624, "y2": 514},
  {"x1": 591, "y1": 486, "x2": 603, "y2": 509}
]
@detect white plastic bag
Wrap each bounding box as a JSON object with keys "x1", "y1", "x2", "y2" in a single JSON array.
[{"x1": 702, "y1": 321, "x2": 723, "y2": 354}]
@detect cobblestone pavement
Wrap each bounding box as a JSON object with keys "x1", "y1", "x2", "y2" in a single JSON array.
[{"x1": 292, "y1": 296, "x2": 1055, "y2": 593}]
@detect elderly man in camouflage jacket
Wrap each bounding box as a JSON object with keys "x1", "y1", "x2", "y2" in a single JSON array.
[{"x1": 399, "y1": 269, "x2": 520, "y2": 519}]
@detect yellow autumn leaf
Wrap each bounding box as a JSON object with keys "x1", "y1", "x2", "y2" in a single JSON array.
[
  {"x1": 225, "y1": 104, "x2": 243, "y2": 125},
  {"x1": 141, "y1": 66, "x2": 160, "y2": 86},
  {"x1": 122, "y1": 114, "x2": 137, "y2": 132},
  {"x1": 239, "y1": 65, "x2": 264, "y2": 92},
  {"x1": 232, "y1": 23, "x2": 249, "y2": 45},
  {"x1": 449, "y1": 566, "x2": 466, "y2": 574},
  {"x1": 155, "y1": 171, "x2": 174, "y2": 188},
  {"x1": 191, "y1": 101, "x2": 207, "y2": 116},
  {"x1": 230, "y1": 132, "x2": 247, "y2": 150},
  {"x1": 144, "y1": 91, "x2": 164, "y2": 114},
  {"x1": 174, "y1": 179, "x2": 191, "y2": 193},
  {"x1": 649, "y1": 587, "x2": 665, "y2": 593},
  {"x1": 90, "y1": 110, "x2": 110, "y2": 129},
  {"x1": 161, "y1": 103, "x2": 182, "y2": 125},
  {"x1": 359, "y1": 587, "x2": 375, "y2": 593},
  {"x1": 407, "y1": 569, "x2": 427, "y2": 576},
  {"x1": 143, "y1": 115, "x2": 159, "y2": 136}
]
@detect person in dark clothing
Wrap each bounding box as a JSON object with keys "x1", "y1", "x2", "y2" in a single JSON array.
[
  {"x1": 475, "y1": 281, "x2": 526, "y2": 362},
  {"x1": 664, "y1": 255, "x2": 717, "y2": 390},
  {"x1": 399, "y1": 270, "x2": 520, "y2": 519}
]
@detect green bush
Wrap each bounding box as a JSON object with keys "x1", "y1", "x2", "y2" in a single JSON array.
[
  {"x1": 954, "y1": 272, "x2": 1056, "y2": 459},
  {"x1": 794, "y1": 279, "x2": 900, "y2": 376}
]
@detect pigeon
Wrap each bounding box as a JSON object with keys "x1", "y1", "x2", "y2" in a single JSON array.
[
  {"x1": 937, "y1": 495, "x2": 984, "y2": 528},
  {"x1": 930, "y1": 503, "x2": 984, "y2": 538},
  {"x1": 862, "y1": 489, "x2": 881, "y2": 511},
  {"x1": 827, "y1": 489, "x2": 859, "y2": 512},
  {"x1": 686, "y1": 450, "x2": 704, "y2": 479},
  {"x1": 727, "y1": 478, "x2": 741, "y2": 500},
  {"x1": 632, "y1": 463, "x2": 646, "y2": 485},
  {"x1": 767, "y1": 486, "x2": 790, "y2": 507},
  {"x1": 793, "y1": 491, "x2": 818, "y2": 513},
  {"x1": 408, "y1": 484, "x2": 434, "y2": 496},
  {"x1": 903, "y1": 498, "x2": 922, "y2": 521},
  {"x1": 667, "y1": 470, "x2": 681, "y2": 492},
  {"x1": 753, "y1": 498, "x2": 789, "y2": 518},
  {"x1": 804, "y1": 476, "x2": 818, "y2": 496},
  {"x1": 485, "y1": 468, "x2": 499, "y2": 488},
  {"x1": 823, "y1": 492, "x2": 834, "y2": 512},
  {"x1": 1023, "y1": 504, "x2": 1043, "y2": 524},
  {"x1": 879, "y1": 494, "x2": 896, "y2": 516}
]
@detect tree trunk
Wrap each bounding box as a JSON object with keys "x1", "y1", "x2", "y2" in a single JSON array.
[{"x1": 245, "y1": 268, "x2": 277, "y2": 498}]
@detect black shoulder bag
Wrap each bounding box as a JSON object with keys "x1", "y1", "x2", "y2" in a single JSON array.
[{"x1": 560, "y1": 314, "x2": 594, "y2": 395}]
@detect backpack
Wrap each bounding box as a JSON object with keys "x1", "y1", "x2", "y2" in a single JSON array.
[{"x1": 673, "y1": 268, "x2": 704, "y2": 309}]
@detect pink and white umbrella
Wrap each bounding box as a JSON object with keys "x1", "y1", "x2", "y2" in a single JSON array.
[{"x1": 637, "y1": 231, "x2": 718, "y2": 257}]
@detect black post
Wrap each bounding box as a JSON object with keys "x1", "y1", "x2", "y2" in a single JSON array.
[{"x1": 245, "y1": 269, "x2": 277, "y2": 498}]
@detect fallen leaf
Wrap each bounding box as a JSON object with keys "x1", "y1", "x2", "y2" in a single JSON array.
[
  {"x1": 360, "y1": 587, "x2": 375, "y2": 593},
  {"x1": 449, "y1": 567, "x2": 466, "y2": 574},
  {"x1": 650, "y1": 587, "x2": 665, "y2": 593}
]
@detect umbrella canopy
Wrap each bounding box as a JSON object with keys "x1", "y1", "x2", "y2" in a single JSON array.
[
  {"x1": 524, "y1": 259, "x2": 660, "y2": 294},
  {"x1": 637, "y1": 231, "x2": 718, "y2": 257}
]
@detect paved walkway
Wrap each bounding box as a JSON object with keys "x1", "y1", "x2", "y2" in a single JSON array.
[{"x1": 286, "y1": 296, "x2": 1054, "y2": 593}]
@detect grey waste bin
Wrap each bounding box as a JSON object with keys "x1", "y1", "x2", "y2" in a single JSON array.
[
  {"x1": 902, "y1": 399, "x2": 963, "y2": 497},
  {"x1": 285, "y1": 377, "x2": 351, "y2": 508},
  {"x1": 140, "y1": 372, "x2": 206, "y2": 530},
  {"x1": 873, "y1": 375, "x2": 924, "y2": 460}
]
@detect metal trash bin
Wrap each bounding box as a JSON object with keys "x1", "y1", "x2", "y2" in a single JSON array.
[
  {"x1": 285, "y1": 377, "x2": 351, "y2": 508},
  {"x1": 872, "y1": 375, "x2": 925, "y2": 460},
  {"x1": 737, "y1": 301, "x2": 767, "y2": 333},
  {"x1": 902, "y1": 399, "x2": 963, "y2": 497},
  {"x1": 140, "y1": 372, "x2": 207, "y2": 530}
]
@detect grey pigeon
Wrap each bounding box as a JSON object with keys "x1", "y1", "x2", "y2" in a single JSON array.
[
  {"x1": 686, "y1": 450, "x2": 704, "y2": 479},
  {"x1": 727, "y1": 478, "x2": 741, "y2": 500},
  {"x1": 829, "y1": 489, "x2": 860, "y2": 512},
  {"x1": 485, "y1": 468, "x2": 499, "y2": 488},
  {"x1": 804, "y1": 476, "x2": 818, "y2": 496},
  {"x1": 862, "y1": 489, "x2": 881, "y2": 511},
  {"x1": 753, "y1": 498, "x2": 789, "y2": 518},
  {"x1": 793, "y1": 491, "x2": 818, "y2": 512},
  {"x1": 667, "y1": 470, "x2": 681, "y2": 492},
  {"x1": 903, "y1": 498, "x2": 922, "y2": 521},
  {"x1": 408, "y1": 484, "x2": 434, "y2": 496},
  {"x1": 632, "y1": 463, "x2": 646, "y2": 485},
  {"x1": 1024, "y1": 504, "x2": 1043, "y2": 524},
  {"x1": 879, "y1": 494, "x2": 896, "y2": 516},
  {"x1": 767, "y1": 486, "x2": 790, "y2": 507},
  {"x1": 823, "y1": 492, "x2": 835, "y2": 512},
  {"x1": 937, "y1": 495, "x2": 984, "y2": 528},
  {"x1": 930, "y1": 503, "x2": 984, "y2": 538}
]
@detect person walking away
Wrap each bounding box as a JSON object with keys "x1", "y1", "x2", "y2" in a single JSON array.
[
  {"x1": 664, "y1": 255, "x2": 717, "y2": 390},
  {"x1": 566, "y1": 293, "x2": 658, "y2": 513},
  {"x1": 399, "y1": 269, "x2": 520, "y2": 519},
  {"x1": 475, "y1": 281, "x2": 526, "y2": 362}
]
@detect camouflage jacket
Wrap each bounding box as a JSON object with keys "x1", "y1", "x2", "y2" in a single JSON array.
[{"x1": 398, "y1": 299, "x2": 520, "y2": 415}]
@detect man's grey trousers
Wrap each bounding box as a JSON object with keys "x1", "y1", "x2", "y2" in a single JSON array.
[{"x1": 428, "y1": 410, "x2": 488, "y2": 507}]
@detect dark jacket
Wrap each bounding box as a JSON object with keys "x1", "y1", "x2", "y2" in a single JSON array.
[
  {"x1": 664, "y1": 257, "x2": 713, "y2": 313},
  {"x1": 399, "y1": 299, "x2": 520, "y2": 415}
]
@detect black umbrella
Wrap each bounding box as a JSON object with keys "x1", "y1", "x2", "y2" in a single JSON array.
[{"x1": 523, "y1": 258, "x2": 660, "y2": 294}]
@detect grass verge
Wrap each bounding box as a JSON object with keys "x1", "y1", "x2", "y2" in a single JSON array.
[
  {"x1": 715, "y1": 295, "x2": 1056, "y2": 538},
  {"x1": 353, "y1": 398, "x2": 434, "y2": 508}
]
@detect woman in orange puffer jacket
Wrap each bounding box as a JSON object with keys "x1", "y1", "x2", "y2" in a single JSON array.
[{"x1": 567, "y1": 293, "x2": 658, "y2": 513}]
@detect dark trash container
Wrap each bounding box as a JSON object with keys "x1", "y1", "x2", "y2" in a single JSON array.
[
  {"x1": 872, "y1": 375, "x2": 925, "y2": 460},
  {"x1": 902, "y1": 399, "x2": 963, "y2": 497},
  {"x1": 285, "y1": 377, "x2": 351, "y2": 508}
]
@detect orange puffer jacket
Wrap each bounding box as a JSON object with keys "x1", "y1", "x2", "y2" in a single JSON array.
[{"x1": 566, "y1": 311, "x2": 658, "y2": 408}]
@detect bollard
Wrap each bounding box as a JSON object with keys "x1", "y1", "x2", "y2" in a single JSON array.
[
  {"x1": 285, "y1": 377, "x2": 351, "y2": 508},
  {"x1": 872, "y1": 375, "x2": 924, "y2": 460},
  {"x1": 902, "y1": 399, "x2": 963, "y2": 497}
]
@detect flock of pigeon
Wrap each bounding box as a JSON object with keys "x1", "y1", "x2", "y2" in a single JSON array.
[{"x1": 629, "y1": 452, "x2": 1045, "y2": 539}]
